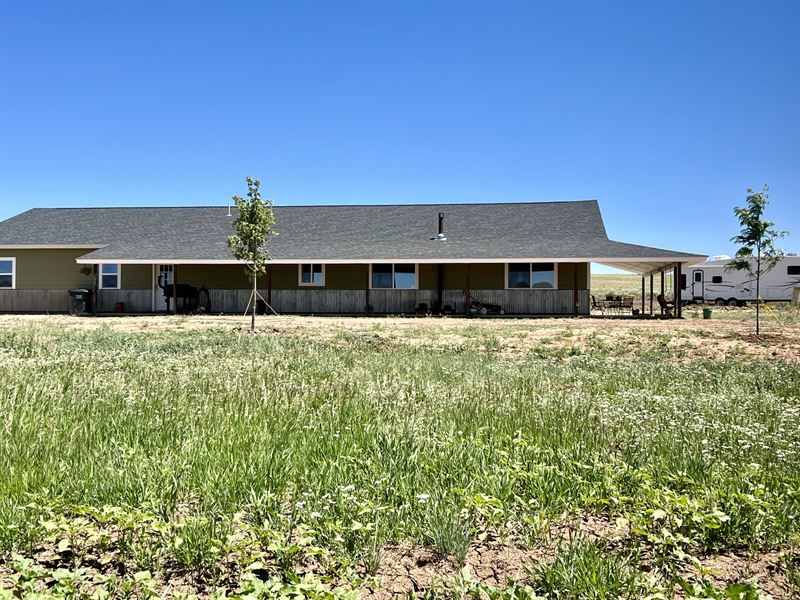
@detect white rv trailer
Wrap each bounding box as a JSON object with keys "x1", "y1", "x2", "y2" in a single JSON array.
[{"x1": 680, "y1": 256, "x2": 800, "y2": 305}]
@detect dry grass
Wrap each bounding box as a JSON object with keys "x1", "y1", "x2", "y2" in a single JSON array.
[
  {"x1": 590, "y1": 273, "x2": 643, "y2": 298},
  {"x1": 2, "y1": 308, "x2": 796, "y2": 362}
]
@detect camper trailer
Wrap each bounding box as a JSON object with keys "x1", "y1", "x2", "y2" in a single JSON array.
[{"x1": 680, "y1": 256, "x2": 800, "y2": 305}]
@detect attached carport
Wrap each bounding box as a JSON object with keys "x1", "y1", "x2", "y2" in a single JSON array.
[{"x1": 589, "y1": 240, "x2": 706, "y2": 317}]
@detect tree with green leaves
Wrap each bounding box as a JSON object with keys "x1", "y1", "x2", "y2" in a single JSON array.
[
  {"x1": 727, "y1": 184, "x2": 785, "y2": 334},
  {"x1": 227, "y1": 176, "x2": 277, "y2": 331}
]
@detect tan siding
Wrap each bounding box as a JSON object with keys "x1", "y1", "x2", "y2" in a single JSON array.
[
  {"x1": 325, "y1": 264, "x2": 368, "y2": 289},
  {"x1": 8, "y1": 249, "x2": 94, "y2": 290},
  {"x1": 441, "y1": 263, "x2": 505, "y2": 290},
  {"x1": 170, "y1": 264, "x2": 372, "y2": 291},
  {"x1": 418, "y1": 264, "x2": 437, "y2": 289},
  {"x1": 557, "y1": 262, "x2": 589, "y2": 290},
  {"x1": 468, "y1": 263, "x2": 505, "y2": 289},
  {"x1": 121, "y1": 264, "x2": 152, "y2": 289},
  {"x1": 273, "y1": 264, "x2": 369, "y2": 290},
  {"x1": 178, "y1": 264, "x2": 250, "y2": 289}
]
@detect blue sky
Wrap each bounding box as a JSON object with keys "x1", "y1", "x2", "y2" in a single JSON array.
[{"x1": 1, "y1": 0, "x2": 798, "y2": 269}]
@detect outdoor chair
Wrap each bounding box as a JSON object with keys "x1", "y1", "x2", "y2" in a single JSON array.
[
  {"x1": 591, "y1": 295, "x2": 606, "y2": 315},
  {"x1": 656, "y1": 294, "x2": 674, "y2": 317},
  {"x1": 620, "y1": 296, "x2": 634, "y2": 314}
]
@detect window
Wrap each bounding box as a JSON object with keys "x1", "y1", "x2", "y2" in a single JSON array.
[
  {"x1": 506, "y1": 263, "x2": 556, "y2": 289},
  {"x1": 694, "y1": 272, "x2": 702, "y2": 282},
  {"x1": 0, "y1": 258, "x2": 15, "y2": 289},
  {"x1": 788, "y1": 265, "x2": 800, "y2": 276},
  {"x1": 370, "y1": 264, "x2": 417, "y2": 289},
  {"x1": 99, "y1": 264, "x2": 120, "y2": 289},
  {"x1": 712, "y1": 276, "x2": 723, "y2": 284},
  {"x1": 299, "y1": 263, "x2": 325, "y2": 286},
  {"x1": 680, "y1": 274, "x2": 687, "y2": 290}
]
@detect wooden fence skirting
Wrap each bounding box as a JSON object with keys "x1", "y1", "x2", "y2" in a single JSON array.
[
  {"x1": 0, "y1": 289, "x2": 154, "y2": 313},
  {"x1": 95, "y1": 289, "x2": 152, "y2": 313},
  {"x1": 0, "y1": 288, "x2": 590, "y2": 315},
  {"x1": 0, "y1": 289, "x2": 73, "y2": 313},
  {"x1": 207, "y1": 288, "x2": 590, "y2": 315}
]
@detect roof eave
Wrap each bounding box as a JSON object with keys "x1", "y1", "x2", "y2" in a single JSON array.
[{"x1": 75, "y1": 255, "x2": 708, "y2": 265}]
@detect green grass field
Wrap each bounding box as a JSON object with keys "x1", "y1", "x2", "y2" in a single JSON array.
[{"x1": 0, "y1": 318, "x2": 798, "y2": 598}]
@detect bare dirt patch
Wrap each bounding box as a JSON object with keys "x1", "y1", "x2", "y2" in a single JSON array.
[
  {"x1": 697, "y1": 551, "x2": 793, "y2": 599},
  {"x1": 361, "y1": 542, "x2": 540, "y2": 598}
]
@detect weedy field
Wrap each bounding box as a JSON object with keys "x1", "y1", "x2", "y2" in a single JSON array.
[
  {"x1": 0, "y1": 313, "x2": 798, "y2": 599},
  {"x1": 590, "y1": 273, "x2": 645, "y2": 299}
]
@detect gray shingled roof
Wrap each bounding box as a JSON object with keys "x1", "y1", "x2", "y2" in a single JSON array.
[{"x1": 0, "y1": 201, "x2": 704, "y2": 262}]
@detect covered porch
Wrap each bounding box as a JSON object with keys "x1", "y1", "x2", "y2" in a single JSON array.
[
  {"x1": 590, "y1": 259, "x2": 687, "y2": 318},
  {"x1": 85, "y1": 261, "x2": 592, "y2": 316}
]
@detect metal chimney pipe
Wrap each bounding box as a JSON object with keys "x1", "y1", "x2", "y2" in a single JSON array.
[{"x1": 438, "y1": 212, "x2": 444, "y2": 235}]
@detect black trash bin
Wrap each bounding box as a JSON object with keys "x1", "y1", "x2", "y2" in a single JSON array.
[{"x1": 68, "y1": 289, "x2": 93, "y2": 315}]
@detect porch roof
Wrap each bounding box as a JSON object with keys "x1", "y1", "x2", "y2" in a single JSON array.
[{"x1": 0, "y1": 201, "x2": 705, "y2": 266}]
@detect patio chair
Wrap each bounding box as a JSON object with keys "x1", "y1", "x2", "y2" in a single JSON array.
[
  {"x1": 656, "y1": 294, "x2": 674, "y2": 317},
  {"x1": 591, "y1": 295, "x2": 606, "y2": 315},
  {"x1": 621, "y1": 296, "x2": 634, "y2": 314}
]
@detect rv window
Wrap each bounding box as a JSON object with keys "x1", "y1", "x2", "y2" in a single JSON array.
[
  {"x1": 694, "y1": 272, "x2": 702, "y2": 282},
  {"x1": 788, "y1": 265, "x2": 800, "y2": 275},
  {"x1": 680, "y1": 274, "x2": 687, "y2": 290},
  {"x1": 712, "y1": 276, "x2": 722, "y2": 284}
]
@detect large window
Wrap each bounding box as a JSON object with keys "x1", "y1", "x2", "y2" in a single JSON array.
[
  {"x1": 299, "y1": 263, "x2": 325, "y2": 286},
  {"x1": 0, "y1": 258, "x2": 15, "y2": 289},
  {"x1": 99, "y1": 264, "x2": 120, "y2": 289},
  {"x1": 788, "y1": 265, "x2": 800, "y2": 276},
  {"x1": 371, "y1": 263, "x2": 417, "y2": 289},
  {"x1": 506, "y1": 263, "x2": 556, "y2": 289}
]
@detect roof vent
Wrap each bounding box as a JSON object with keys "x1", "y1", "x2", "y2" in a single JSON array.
[{"x1": 432, "y1": 212, "x2": 447, "y2": 241}]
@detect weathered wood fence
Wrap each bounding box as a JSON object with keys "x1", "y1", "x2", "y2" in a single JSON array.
[
  {"x1": 0, "y1": 288, "x2": 590, "y2": 315},
  {"x1": 0, "y1": 289, "x2": 153, "y2": 313},
  {"x1": 0, "y1": 290, "x2": 72, "y2": 312},
  {"x1": 95, "y1": 290, "x2": 152, "y2": 313},
  {"x1": 210, "y1": 288, "x2": 589, "y2": 315}
]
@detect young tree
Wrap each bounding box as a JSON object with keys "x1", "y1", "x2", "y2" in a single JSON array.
[
  {"x1": 227, "y1": 177, "x2": 277, "y2": 331},
  {"x1": 727, "y1": 184, "x2": 785, "y2": 335}
]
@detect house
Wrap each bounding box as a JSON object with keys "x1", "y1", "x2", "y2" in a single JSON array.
[{"x1": 0, "y1": 200, "x2": 705, "y2": 315}]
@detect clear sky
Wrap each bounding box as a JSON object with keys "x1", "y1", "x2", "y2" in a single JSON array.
[{"x1": 1, "y1": 0, "x2": 798, "y2": 270}]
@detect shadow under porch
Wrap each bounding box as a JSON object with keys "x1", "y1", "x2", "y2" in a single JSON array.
[{"x1": 95, "y1": 262, "x2": 591, "y2": 316}]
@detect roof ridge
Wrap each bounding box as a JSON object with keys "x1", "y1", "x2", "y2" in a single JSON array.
[{"x1": 21, "y1": 199, "x2": 599, "y2": 210}]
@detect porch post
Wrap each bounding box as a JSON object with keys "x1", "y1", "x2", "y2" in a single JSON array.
[
  {"x1": 172, "y1": 265, "x2": 178, "y2": 314},
  {"x1": 660, "y1": 270, "x2": 665, "y2": 315},
  {"x1": 93, "y1": 264, "x2": 98, "y2": 314},
  {"x1": 267, "y1": 265, "x2": 272, "y2": 307},
  {"x1": 573, "y1": 263, "x2": 579, "y2": 315},
  {"x1": 672, "y1": 263, "x2": 678, "y2": 318},
  {"x1": 437, "y1": 263, "x2": 444, "y2": 313},
  {"x1": 365, "y1": 265, "x2": 370, "y2": 314},
  {"x1": 649, "y1": 273, "x2": 654, "y2": 315},
  {"x1": 641, "y1": 276, "x2": 645, "y2": 315},
  {"x1": 676, "y1": 263, "x2": 683, "y2": 318},
  {"x1": 464, "y1": 263, "x2": 471, "y2": 316}
]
